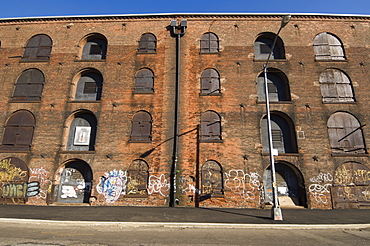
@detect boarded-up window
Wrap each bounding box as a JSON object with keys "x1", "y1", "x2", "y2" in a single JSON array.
[
  {"x1": 200, "y1": 111, "x2": 222, "y2": 142},
  {"x1": 254, "y1": 33, "x2": 285, "y2": 60},
  {"x1": 314, "y1": 32, "x2": 345, "y2": 61},
  {"x1": 261, "y1": 113, "x2": 297, "y2": 154},
  {"x1": 126, "y1": 159, "x2": 149, "y2": 197},
  {"x1": 66, "y1": 113, "x2": 97, "y2": 151},
  {"x1": 12, "y1": 69, "x2": 44, "y2": 101},
  {"x1": 200, "y1": 68, "x2": 220, "y2": 95},
  {"x1": 327, "y1": 112, "x2": 366, "y2": 154},
  {"x1": 201, "y1": 161, "x2": 223, "y2": 197},
  {"x1": 138, "y1": 33, "x2": 156, "y2": 53},
  {"x1": 22, "y1": 34, "x2": 52, "y2": 61},
  {"x1": 319, "y1": 69, "x2": 354, "y2": 103},
  {"x1": 74, "y1": 71, "x2": 103, "y2": 101},
  {"x1": 200, "y1": 33, "x2": 219, "y2": 53},
  {"x1": 134, "y1": 69, "x2": 154, "y2": 93},
  {"x1": 257, "y1": 70, "x2": 290, "y2": 102},
  {"x1": 0, "y1": 110, "x2": 35, "y2": 152},
  {"x1": 81, "y1": 36, "x2": 107, "y2": 60},
  {"x1": 130, "y1": 111, "x2": 152, "y2": 142}
]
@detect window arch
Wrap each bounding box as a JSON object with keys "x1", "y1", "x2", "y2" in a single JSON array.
[
  {"x1": 80, "y1": 34, "x2": 107, "y2": 60},
  {"x1": 0, "y1": 110, "x2": 35, "y2": 152},
  {"x1": 134, "y1": 68, "x2": 154, "y2": 93},
  {"x1": 200, "y1": 32, "x2": 219, "y2": 53},
  {"x1": 66, "y1": 111, "x2": 97, "y2": 151},
  {"x1": 200, "y1": 111, "x2": 222, "y2": 142},
  {"x1": 130, "y1": 111, "x2": 152, "y2": 142},
  {"x1": 257, "y1": 69, "x2": 291, "y2": 102},
  {"x1": 73, "y1": 69, "x2": 103, "y2": 101},
  {"x1": 261, "y1": 112, "x2": 298, "y2": 154},
  {"x1": 314, "y1": 32, "x2": 345, "y2": 61},
  {"x1": 12, "y1": 69, "x2": 44, "y2": 101},
  {"x1": 23, "y1": 34, "x2": 52, "y2": 61},
  {"x1": 319, "y1": 69, "x2": 354, "y2": 103},
  {"x1": 138, "y1": 33, "x2": 156, "y2": 53},
  {"x1": 201, "y1": 160, "x2": 223, "y2": 197},
  {"x1": 200, "y1": 68, "x2": 220, "y2": 95},
  {"x1": 327, "y1": 112, "x2": 366, "y2": 154},
  {"x1": 254, "y1": 32, "x2": 286, "y2": 60},
  {"x1": 126, "y1": 159, "x2": 149, "y2": 197}
]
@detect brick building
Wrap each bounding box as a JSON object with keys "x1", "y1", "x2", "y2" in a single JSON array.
[{"x1": 0, "y1": 13, "x2": 369, "y2": 209}]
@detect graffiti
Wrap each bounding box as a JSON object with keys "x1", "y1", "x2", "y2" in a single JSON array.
[
  {"x1": 96, "y1": 170, "x2": 127, "y2": 203},
  {"x1": 309, "y1": 183, "x2": 332, "y2": 204},
  {"x1": 148, "y1": 174, "x2": 170, "y2": 197},
  {"x1": 29, "y1": 167, "x2": 52, "y2": 200},
  {"x1": 362, "y1": 187, "x2": 370, "y2": 201},
  {"x1": 309, "y1": 172, "x2": 333, "y2": 183},
  {"x1": 1, "y1": 181, "x2": 40, "y2": 198},
  {"x1": 0, "y1": 158, "x2": 27, "y2": 182},
  {"x1": 224, "y1": 170, "x2": 261, "y2": 200},
  {"x1": 179, "y1": 176, "x2": 196, "y2": 194},
  {"x1": 309, "y1": 173, "x2": 333, "y2": 204}
]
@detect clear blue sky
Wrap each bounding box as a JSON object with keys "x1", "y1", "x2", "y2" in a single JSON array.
[{"x1": 1, "y1": 0, "x2": 369, "y2": 18}]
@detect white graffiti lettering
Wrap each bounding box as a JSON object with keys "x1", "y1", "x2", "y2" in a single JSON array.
[
  {"x1": 29, "y1": 167, "x2": 52, "y2": 200},
  {"x1": 309, "y1": 173, "x2": 333, "y2": 204},
  {"x1": 224, "y1": 170, "x2": 261, "y2": 200},
  {"x1": 148, "y1": 174, "x2": 170, "y2": 197}
]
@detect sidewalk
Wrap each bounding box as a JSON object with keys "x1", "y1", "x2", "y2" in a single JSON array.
[{"x1": 0, "y1": 204, "x2": 369, "y2": 226}]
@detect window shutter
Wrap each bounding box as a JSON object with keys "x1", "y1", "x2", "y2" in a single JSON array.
[
  {"x1": 23, "y1": 35, "x2": 52, "y2": 60},
  {"x1": 130, "y1": 112, "x2": 152, "y2": 142},
  {"x1": 135, "y1": 69, "x2": 154, "y2": 92},
  {"x1": 201, "y1": 111, "x2": 221, "y2": 141},
  {"x1": 138, "y1": 33, "x2": 156, "y2": 53}
]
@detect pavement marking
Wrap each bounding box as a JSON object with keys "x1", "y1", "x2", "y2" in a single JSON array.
[{"x1": 0, "y1": 218, "x2": 370, "y2": 230}]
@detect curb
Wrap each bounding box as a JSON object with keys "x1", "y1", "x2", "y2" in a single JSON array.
[{"x1": 1, "y1": 218, "x2": 370, "y2": 230}]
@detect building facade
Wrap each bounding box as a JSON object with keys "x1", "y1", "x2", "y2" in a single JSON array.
[{"x1": 0, "y1": 13, "x2": 369, "y2": 209}]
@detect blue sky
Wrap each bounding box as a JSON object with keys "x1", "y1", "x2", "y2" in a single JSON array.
[{"x1": 1, "y1": 0, "x2": 370, "y2": 18}]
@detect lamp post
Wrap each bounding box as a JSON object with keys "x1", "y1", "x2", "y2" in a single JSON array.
[
  {"x1": 169, "y1": 19, "x2": 187, "y2": 207},
  {"x1": 263, "y1": 15, "x2": 291, "y2": 220}
]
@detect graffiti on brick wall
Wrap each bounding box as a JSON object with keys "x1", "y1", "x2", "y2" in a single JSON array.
[
  {"x1": 148, "y1": 174, "x2": 170, "y2": 197},
  {"x1": 29, "y1": 167, "x2": 52, "y2": 200},
  {"x1": 179, "y1": 176, "x2": 196, "y2": 194},
  {"x1": 309, "y1": 172, "x2": 333, "y2": 204},
  {"x1": 0, "y1": 158, "x2": 40, "y2": 201},
  {"x1": 224, "y1": 170, "x2": 261, "y2": 200},
  {"x1": 96, "y1": 170, "x2": 127, "y2": 203}
]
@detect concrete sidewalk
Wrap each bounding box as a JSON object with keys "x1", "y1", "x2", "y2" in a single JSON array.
[{"x1": 0, "y1": 204, "x2": 369, "y2": 226}]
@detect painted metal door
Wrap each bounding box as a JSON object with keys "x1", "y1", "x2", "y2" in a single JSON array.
[{"x1": 57, "y1": 167, "x2": 87, "y2": 203}]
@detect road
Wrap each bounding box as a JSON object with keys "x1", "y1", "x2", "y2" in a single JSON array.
[{"x1": 0, "y1": 220, "x2": 370, "y2": 246}]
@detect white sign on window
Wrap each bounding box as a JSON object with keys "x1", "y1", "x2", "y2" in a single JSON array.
[{"x1": 74, "y1": 126, "x2": 91, "y2": 146}]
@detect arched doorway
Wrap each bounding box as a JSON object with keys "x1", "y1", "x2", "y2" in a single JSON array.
[
  {"x1": 332, "y1": 162, "x2": 370, "y2": 209},
  {"x1": 264, "y1": 161, "x2": 307, "y2": 207},
  {"x1": 56, "y1": 159, "x2": 92, "y2": 204}
]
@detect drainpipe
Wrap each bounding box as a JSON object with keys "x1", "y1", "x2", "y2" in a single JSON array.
[{"x1": 169, "y1": 19, "x2": 187, "y2": 207}]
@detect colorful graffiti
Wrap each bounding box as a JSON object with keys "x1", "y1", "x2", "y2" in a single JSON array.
[
  {"x1": 96, "y1": 170, "x2": 127, "y2": 203},
  {"x1": 309, "y1": 172, "x2": 333, "y2": 205},
  {"x1": 148, "y1": 174, "x2": 170, "y2": 197},
  {"x1": 29, "y1": 167, "x2": 52, "y2": 200},
  {"x1": 224, "y1": 170, "x2": 261, "y2": 200}
]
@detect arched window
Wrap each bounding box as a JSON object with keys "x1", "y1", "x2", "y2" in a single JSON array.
[
  {"x1": 12, "y1": 69, "x2": 44, "y2": 101},
  {"x1": 200, "y1": 111, "x2": 222, "y2": 142},
  {"x1": 126, "y1": 159, "x2": 149, "y2": 197},
  {"x1": 257, "y1": 69, "x2": 291, "y2": 102},
  {"x1": 22, "y1": 34, "x2": 52, "y2": 61},
  {"x1": 138, "y1": 33, "x2": 156, "y2": 53},
  {"x1": 134, "y1": 68, "x2": 154, "y2": 93},
  {"x1": 66, "y1": 112, "x2": 97, "y2": 151},
  {"x1": 73, "y1": 70, "x2": 103, "y2": 101},
  {"x1": 261, "y1": 112, "x2": 298, "y2": 154},
  {"x1": 200, "y1": 33, "x2": 219, "y2": 53},
  {"x1": 200, "y1": 68, "x2": 220, "y2": 95},
  {"x1": 0, "y1": 110, "x2": 35, "y2": 152},
  {"x1": 319, "y1": 69, "x2": 354, "y2": 103},
  {"x1": 80, "y1": 34, "x2": 107, "y2": 60},
  {"x1": 254, "y1": 32, "x2": 286, "y2": 60},
  {"x1": 314, "y1": 32, "x2": 345, "y2": 61},
  {"x1": 130, "y1": 111, "x2": 152, "y2": 142},
  {"x1": 327, "y1": 112, "x2": 366, "y2": 154},
  {"x1": 201, "y1": 160, "x2": 223, "y2": 197}
]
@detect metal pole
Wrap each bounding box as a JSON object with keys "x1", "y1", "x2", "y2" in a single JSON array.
[{"x1": 263, "y1": 15, "x2": 290, "y2": 220}]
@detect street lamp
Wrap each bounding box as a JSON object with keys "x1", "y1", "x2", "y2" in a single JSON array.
[
  {"x1": 169, "y1": 19, "x2": 187, "y2": 207},
  {"x1": 263, "y1": 15, "x2": 291, "y2": 220}
]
